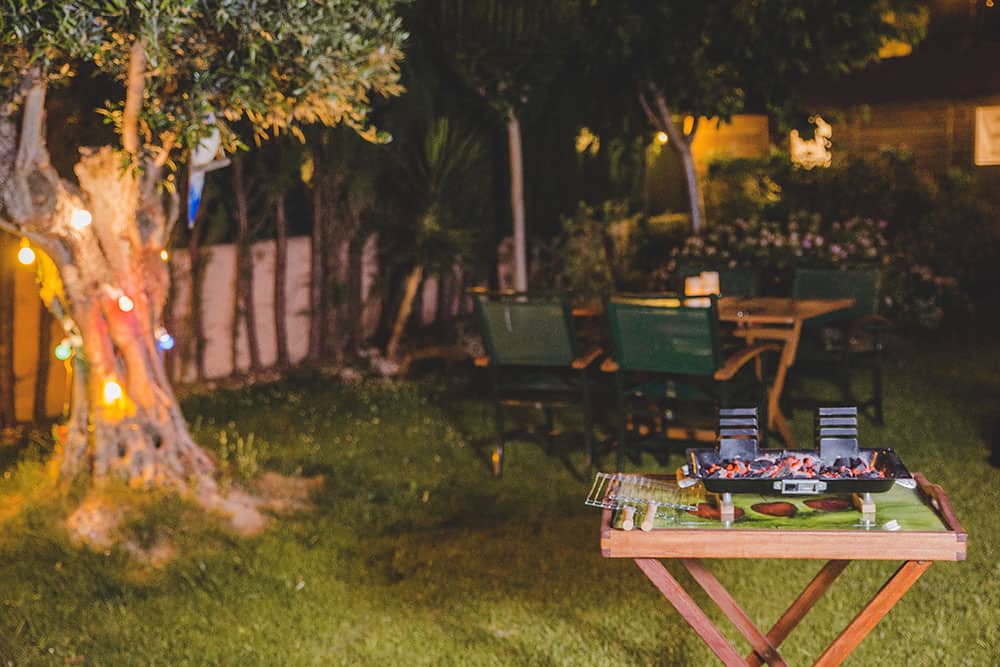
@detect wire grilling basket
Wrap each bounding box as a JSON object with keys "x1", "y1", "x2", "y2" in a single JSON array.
[{"x1": 585, "y1": 472, "x2": 699, "y2": 531}]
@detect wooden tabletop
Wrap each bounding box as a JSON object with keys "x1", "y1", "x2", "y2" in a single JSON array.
[
  {"x1": 718, "y1": 297, "x2": 855, "y2": 326},
  {"x1": 600, "y1": 473, "x2": 966, "y2": 562}
]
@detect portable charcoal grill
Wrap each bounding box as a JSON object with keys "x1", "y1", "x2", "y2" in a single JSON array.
[{"x1": 686, "y1": 406, "x2": 913, "y2": 496}]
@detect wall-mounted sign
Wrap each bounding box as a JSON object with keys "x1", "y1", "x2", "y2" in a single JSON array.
[{"x1": 974, "y1": 106, "x2": 1000, "y2": 166}]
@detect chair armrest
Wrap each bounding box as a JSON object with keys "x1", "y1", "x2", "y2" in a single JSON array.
[
  {"x1": 572, "y1": 347, "x2": 604, "y2": 370},
  {"x1": 713, "y1": 343, "x2": 781, "y2": 381},
  {"x1": 474, "y1": 355, "x2": 491, "y2": 368},
  {"x1": 600, "y1": 358, "x2": 620, "y2": 373}
]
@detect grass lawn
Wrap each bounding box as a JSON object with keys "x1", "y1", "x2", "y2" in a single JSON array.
[{"x1": 1, "y1": 337, "x2": 998, "y2": 665}]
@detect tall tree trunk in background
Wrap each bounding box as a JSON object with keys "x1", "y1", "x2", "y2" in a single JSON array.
[
  {"x1": 0, "y1": 233, "x2": 16, "y2": 426},
  {"x1": 163, "y1": 248, "x2": 177, "y2": 382},
  {"x1": 273, "y1": 194, "x2": 290, "y2": 368},
  {"x1": 386, "y1": 265, "x2": 423, "y2": 362},
  {"x1": 308, "y1": 177, "x2": 325, "y2": 361},
  {"x1": 436, "y1": 269, "x2": 451, "y2": 328},
  {"x1": 187, "y1": 207, "x2": 207, "y2": 382},
  {"x1": 506, "y1": 112, "x2": 528, "y2": 291},
  {"x1": 344, "y1": 230, "x2": 364, "y2": 361},
  {"x1": 232, "y1": 155, "x2": 261, "y2": 373},
  {"x1": 640, "y1": 86, "x2": 704, "y2": 234},
  {"x1": 32, "y1": 304, "x2": 51, "y2": 423}
]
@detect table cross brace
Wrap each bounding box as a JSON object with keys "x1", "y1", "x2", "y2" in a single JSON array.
[{"x1": 634, "y1": 557, "x2": 931, "y2": 667}]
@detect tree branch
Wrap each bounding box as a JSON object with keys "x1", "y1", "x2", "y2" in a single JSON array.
[
  {"x1": 15, "y1": 70, "x2": 49, "y2": 171},
  {"x1": 685, "y1": 116, "x2": 699, "y2": 145},
  {"x1": 637, "y1": 87, "x2": 665, "y2": 133},
  {"x1": 0, "y1": 216, "x2": 74, "y2": 267},
  {"x1": 122, "y1": 41, "x2": 146, "y2": 156},
  {"x1": 649, "y1": 86, "x2": 688, "y2": 149}
]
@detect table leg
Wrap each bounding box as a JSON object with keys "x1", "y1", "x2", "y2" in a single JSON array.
[
  {"x1": 634, "y1": 558, "x2": 747, "y2": 666},
  {"x1": 813, "y1": 560, "x2": 932, "y2": 667},
  {"x1": 746, "y1": 560, "x2": 851, "y2": 667},
  {"x1": 767, "y1": 322, "x2": 801, "y2": 446},
  {"x1": 680, "y1": 559, "x2": 788, "y2": 667}
]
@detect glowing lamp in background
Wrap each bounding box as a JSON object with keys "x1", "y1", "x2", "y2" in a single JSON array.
[
  {"x1": 54, "y1": 340, "x2": 73, "y2": 361},
  {"x1": 103, "y1": 380, "x2": 123, "y2": 405},
  {"x1": 656, "y1": 132, "x2": 668, "y2": 144},
  {"x1": 160, "y1": 249, "x2": 169, "y2": 261},
  {"x1": 70, "y1": 208, "x2": 92, "y2": 230},
  {"x1": 117, "y1": 294, "x2": 135, "y2": 312}
]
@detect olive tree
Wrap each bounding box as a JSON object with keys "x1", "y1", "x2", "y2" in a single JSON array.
[{"x1": 0, "y1": 1, "x2": 405, "y2": 533}]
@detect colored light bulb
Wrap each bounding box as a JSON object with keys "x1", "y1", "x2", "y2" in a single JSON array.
[
  {"x1": 117, "y1": 295, "x2": 134, "y2": 312},
  {"x1": 103, "y1": 380, "x2": 123, "y2": 404},
  {"x1": 17, "y1": 246, "x2": 35, "y2": 265},
  {"x1": 155, "y1": 327, "x2": 175, "y2": 351},
  {"x1": 54, "y1": 340, "x2": 73, "y2": 361},
  {"x1": 70, "y1": 208, "x2": 92, "y2": 229}
]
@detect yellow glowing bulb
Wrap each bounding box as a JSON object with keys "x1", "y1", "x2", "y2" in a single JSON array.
[
  {"x1": 70, "y1": 208, "x2": 92, "y2": 229},
  {"x1": 656, "y1": 131, "x2": 668, "y2": 144},
  {"x1": 117, "y1": 295, "x2": 135, "y2": 312},
  {"x1": 103, "y1": 380, "x2": 123, "y2": 404},
  {"x1": 17, "y1": 245, "x2": 36, "y2": 265},
  {"x1": 160, "y1": 249, "x2": 169, "y2": 261}
]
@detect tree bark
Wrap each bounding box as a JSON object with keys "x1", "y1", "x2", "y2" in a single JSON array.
[
  {"x1": 273, "y1": 194, "x2": 290, "y2": 368},
  {"x1": 386, "y1": 265, "x2": 423, "y2": 362},
  {"x1": 231, "y1": 155, "x2": 261, "y2": 373},
  {"x1": 505, "y1": 112, "x2": 528, "y2": 291},
  {"x1": 640, "y1": 86, "x2": 705, "y2": 234}
]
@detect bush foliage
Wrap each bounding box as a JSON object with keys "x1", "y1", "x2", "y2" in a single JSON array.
[{"x1": 550, "y1": 151, "x2": 996, "y2": 332}]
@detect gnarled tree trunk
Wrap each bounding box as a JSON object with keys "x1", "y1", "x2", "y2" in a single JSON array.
[{"x1": 0, "y1": 70, "x2": 263, "y2": 538}]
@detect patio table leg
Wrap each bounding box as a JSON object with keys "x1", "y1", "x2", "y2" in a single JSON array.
[
  {"x1": 680, "y1": 558, "x2": 788, "y2": 667},
  {"x1": 634, "y1": 558, "x2": 747, "y2": 665},
  {"x1": 813, "y1": 560, "x2": 931, "y2": 667},
  {"x1": 746, "y1": 560, "x2": 851, "y2": 667},
  {"x1": 767, "y1": 322, "x2": 801, "y2": 445}
]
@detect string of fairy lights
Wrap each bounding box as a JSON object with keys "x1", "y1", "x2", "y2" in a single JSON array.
[{"x1": 15, "y1": 207, "x2": 174, "y2": 407}]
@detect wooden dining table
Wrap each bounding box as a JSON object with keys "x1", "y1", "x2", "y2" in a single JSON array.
[{"x1": 717, "y1": 297, "x2": 855, "y2": 446}]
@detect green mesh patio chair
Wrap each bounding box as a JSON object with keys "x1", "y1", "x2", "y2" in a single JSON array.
[
  {"x1": 472, "y1": 291, "x2": 603, "y2": 477},
  {"x1": 790, "y1": 267, "x2": 890, "y2": 424},
  {"x1": 601, "y1": 294, "x2": 779, "y2": 470}
]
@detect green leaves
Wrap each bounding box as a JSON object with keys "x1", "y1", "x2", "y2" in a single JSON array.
[
  {"x1": 579, "y1": 0, "x2": 926, "y2": 127},
  {"x1": 1, "y1": 0, "x2": 408, "y2": 156}
]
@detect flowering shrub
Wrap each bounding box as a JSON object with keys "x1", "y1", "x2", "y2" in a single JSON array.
[
  {"x1": 669, "y1": 216, "x2": 963, "y2": 331},
  {"x1": 671, "y1": 215, "x2": 887, "y2": 282},
  {"x1": 701, "y1": 151, "x2": 997, "y2": 331}
]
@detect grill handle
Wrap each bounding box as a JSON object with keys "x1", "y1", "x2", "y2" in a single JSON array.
[{"x1": 773, "y1": 479, "x2": 828, "y2": 495}]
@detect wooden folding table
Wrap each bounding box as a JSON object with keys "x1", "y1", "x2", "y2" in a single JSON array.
[
  {"x1": 599, "y1": 473, "x2": 966, "y2": 666},
  {"x1": 718, "y1": 297, "x2": 855, "y2": 446}
]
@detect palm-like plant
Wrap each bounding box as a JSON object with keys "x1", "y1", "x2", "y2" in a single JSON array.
[{"x1": 382, "y1": 116, "x2": 484, "y2": 361}]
